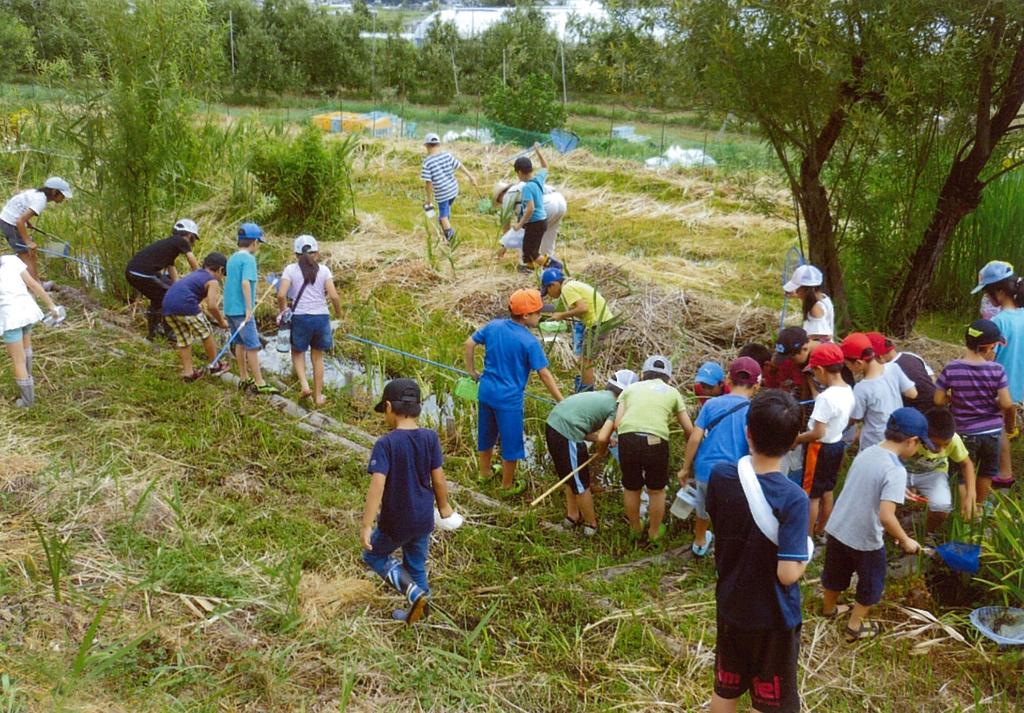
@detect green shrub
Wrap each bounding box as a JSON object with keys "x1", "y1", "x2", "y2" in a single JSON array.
[
  {"x1": 483, "y1": 73, "x2": 566, "y2": 133},
  {"x1": 249, "y1": 125, "x2": 357, "y2": 236}
]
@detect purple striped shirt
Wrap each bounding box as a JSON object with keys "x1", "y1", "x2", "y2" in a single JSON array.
[{"x1": 935, "y1": 359, "x2": 1008, "y2": 434}]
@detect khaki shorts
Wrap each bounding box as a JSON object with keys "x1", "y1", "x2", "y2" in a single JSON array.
[{"x1": 165, "y1": 313, "x2": 212, "y2": 348}]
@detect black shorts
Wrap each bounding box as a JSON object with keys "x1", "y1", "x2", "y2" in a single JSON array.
[
  {"x1": 821, "y1": 535, "x2": 886, "y2": 606},
  {"x1": 125, "y1": 269, "x2": 171, "y2": 307},
  {"x1": 808, "y1": 440, "x2": 846, "y2": 498},
  {"x1": 521, "y1": 219, "x2": 548, "y2": 263},
  {"x1": 545, "y1": 424, "x2": 591, "y2": 495},
  {"x1": 1, "y1": 221, "x2": 26, "y2": 254},
  {"x1": 961, "y1": 432, "x2": 1001, "y2": 480},
  {"x1": 618, "y1": 432, "x2": 669, "y2": 491},
  {"x1": 714, "y1": 619, "x2": 800, "y2": 713}
]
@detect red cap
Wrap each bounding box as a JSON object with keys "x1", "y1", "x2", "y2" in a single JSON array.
[
  {"x1": 840, "y1": 332, "x2": 874, "y2": 361},
  {"x1": 866, "y1": 332, "x2": 894, "y2": 356},
  {"x1": 805, "y1": 342, "x2": 844, "y2": 369},
  {"x1": 509, "y1": 288, "x2": 543, "y2": 316},
  {"x1": 728, "y1": 356, "x2": 762, "y2": 385}
]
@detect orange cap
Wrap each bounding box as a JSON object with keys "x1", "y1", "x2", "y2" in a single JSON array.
[{"x1": 509, "y1": 288, "x2": 543, "y2": 316}]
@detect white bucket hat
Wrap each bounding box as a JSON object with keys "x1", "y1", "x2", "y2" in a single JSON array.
[{"x1": 783, "y1": 264, "x2": 823, "y2": 293}]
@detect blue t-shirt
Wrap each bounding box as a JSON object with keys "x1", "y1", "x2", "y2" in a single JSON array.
[
  {"x1": 472, "y1": 318, "x2": 548, "y2": 410},
  {"x1": 693, "y1": 394, "x2": 751, "y2": 483},
  {"x1": 162, "y1": 269, "x2": 216, "y2": 317},
  {"x1": 368, "y1": 428, "x2": 444, "y2": 541},
  {"x1": 707, "y1": 462, "x2": 810, "y2": 630},
  {"x1": 223, "y1": 250, "x2": 258, "y2": 317},
  {"x1": 519, "y1": 169, "x2": 548, "y2": 223},
  {"x1": 993, "y1": 308, "x2": 1024, "y2": 403}
]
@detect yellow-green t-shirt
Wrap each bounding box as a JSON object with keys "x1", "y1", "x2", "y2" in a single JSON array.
[
  {"x1": 617, "y1": 379, "x2": 687, "y2": 440},
  {"x1": 904, "y1": 433, "x2": 969, "y2": 475},
  {"x1": 560, "y1": 279, "x2": 613, "y2": 328}
]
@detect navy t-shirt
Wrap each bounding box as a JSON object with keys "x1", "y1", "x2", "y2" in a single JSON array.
[
  {"x1": 162, "y1": 269, "x2": 215, "y2": 316},
  {"x1": 368, "y1": 428, "x2": 444, "y2": 541},
  {"x1": 472, "y1": 318, "x2": 548, "y2": 410},
  {"x1": 706, "y1": 462, "x2": 810, "y2": 630}
]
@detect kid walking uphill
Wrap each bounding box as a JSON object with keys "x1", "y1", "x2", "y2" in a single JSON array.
[{"x1": 361, "y1": 379, "x2": 457, "y2": 625}]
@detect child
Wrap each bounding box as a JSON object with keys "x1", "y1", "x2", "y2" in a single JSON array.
[
  {"x1": 161, "y1": 252, "x2": 230, "y2": 381},
  {"x1": 545, "y1": 369, "x2": 638, "y2": 535},
  {"x1": 934, "y1": 319, "x2": 1014, "y2": 506},
  {"x1": 224, "y1": 222, "x2": 278, "y2": 395},
  {"x1": 493, "y1": 180, "x2": 567, "y2": 259},
  {"x1": 606, "y1": 355, "x2": 694, "y2": 543},
  {"x1": 979, "y1": 260, "x2": 1024, "y2": 487},
  {"x1": 276, "y1": 235, "x2": 343, "y2": 407},
  {"x1": 783, "y1": 264, "x2": 834, "y2": 341},
  {"x1": 0, "y1": 176, "x2": 71, "y2": 282},
  {"x1": 125, "y1": 219, "x2": 202, "y2": 341},
  {"x1": 738, "y1": 342, "x2": 773, "y2": 370},
  {"x1": 904, "y1": 408, "x2": 977, "y2": 530},
  {"x1": 705, "y1": 390, "x2": 810, "y2": 713},
  {"x1": 693, "y1": 361, "x2": 726, "y2": 410},
  {"x1": 510, "y1": 144, "x2": 554, "y2": 270},
  {"x1": 540, "y1": 267, "x2": 615, "y2": 391},
  {"x1": 843, "y1": 332, "x2": 917, "y2": 450},
  {"x1": 360, "y1": 378, "x2": 456, "y2": 625},
  {"x1": 795, "y1": 343, "x2": 854, "y2": 537},
  {"x1": 884, "y1": 340, "x2": 937, "y2": 412},
  {"x1": 764, "y1": 327, "x2": 814, "y2": 486},
  {"x1": 0, "y1": 253, "x2": 62, "y2": 407},
  {"x1": 820, "y1": 408, "x2": 925, "y2": 642},
  {"x1": 421, "y1": 133, "x2": 478, "y2": 243},
  {"x1": 464, "y1": 288, "x2": 563, "y2": 494},
  {"x1": 679, "y1": 357, "x2": 761, "y2": 557}
]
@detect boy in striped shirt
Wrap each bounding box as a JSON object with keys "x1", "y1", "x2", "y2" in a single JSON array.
[{"x1": 421, "y1": 133, "x2": 478, "y2": 243}]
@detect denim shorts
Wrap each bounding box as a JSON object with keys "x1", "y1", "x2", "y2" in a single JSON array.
[
  {"x1": 961, "y1": 432, "x2": 1001, "y2": 480},
  {"x1": 2, "y1": 323, "x2": 30, "y2": 344},
  {"x1": 437, "y1": 197, "x2": 455, "y2": 219},
  {"x1": 226, "y1": 314, "x2": 261, "y2": 350},
  {"x1": 290, "y1": 313, "x2": 333, "y2": 352}
]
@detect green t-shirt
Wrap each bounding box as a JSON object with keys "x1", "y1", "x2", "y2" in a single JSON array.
[
  {"x1": 904, "y1": 433, "x2": 969, "y2": 475},
  {"x1": 546, "y1": 390, "x2": 617, "y2": 442},
  {"x1": 560, "y1": 279, "x2": 613, "y2": 328},
  {"x1": 617, "y1": 379, "x2": 687, "y2": 441}
]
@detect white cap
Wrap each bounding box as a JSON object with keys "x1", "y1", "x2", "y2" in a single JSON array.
[
  {"x1": 608, "y1": 369, "x2": 639, "y2": 392},
  {"x1": 43, "y1": 176, "x2": 72, "y2": 199},
  {"x1": 424, "y1": 132, "x2": 441, "y2": 145},
  {"x1": 294, "y1": 234, "x2": 319, "y2": 254},
  {"x1": 173, "y1": 218, "x2": 199, "y2": 236},
  {"x1": 642, "y1": 355, "x2": 673, "y2": 378},
  {"x1": 783, "y1": 264, "x2": 823, "y2": 293}
]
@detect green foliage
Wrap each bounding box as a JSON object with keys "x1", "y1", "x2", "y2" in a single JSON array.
[
  {"x1": 483, "y1": 73, "x2": 566, "y2": 133},
  {"x1": 975, "y1": 491, "x2": 1024, "y2": 606},
  {"x1": 249, "y1": 125, "x2": 358, "y2": 236},
  {"x1": 32, "y1": 519, "x2": 69, "y2": 603},
  {"x1": 0, "y1": 10, "x2": 34, "y2": 80}
]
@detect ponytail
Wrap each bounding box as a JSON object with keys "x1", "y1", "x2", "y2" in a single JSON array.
[
  {"x1": 984, "y1": 277, "x2": 1024, "y2": 308},
  {"x1": 801, "y1": 288, "x2": 818, "y2": 321},
  {"x1": 298, "y1": 251, "x2": 318, "y2": 285}
]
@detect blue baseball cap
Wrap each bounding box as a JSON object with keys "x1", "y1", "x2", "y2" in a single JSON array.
[
  {"x1": 238, "y1": 222, "x2": 265, "y2": 242},
  {"x1": 887, "y1": 407, "x2": 935, "y2": 450},
  {"x1": 971, "y1": 260, "x2": 1014, "y2": 294},
  {"x1": 695, "y1": 361, "x2": 725, "y2": 386},
  {"x1": 540, "y1": 267, "x2": 564, "y2": 296}
]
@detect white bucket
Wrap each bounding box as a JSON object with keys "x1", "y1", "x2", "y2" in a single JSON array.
[{"x1": 671, "y1": 484, "x2": 700, "y2": 520}]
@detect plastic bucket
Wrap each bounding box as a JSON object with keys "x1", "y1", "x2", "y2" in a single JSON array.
[
  {"x1": 538, "y1": 320, "x2": 567, "y2": 334},
  {"x1": 670, "y1": 484, "x2": 699, "y2": 520},
  {"x1": 970, "y1": 606, "x2": 1024, "y2": 646},
  {"x1": 454, "y1": 376, "x2": 478, "y2": 402}
]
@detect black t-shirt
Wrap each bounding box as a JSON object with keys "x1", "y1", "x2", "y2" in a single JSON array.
[
  {"x1": 896, "y1": 352, "x2": 936, "y2": 412},
  {"x1": 126, "y1": 235, "x2": 191, "y2": 275}
]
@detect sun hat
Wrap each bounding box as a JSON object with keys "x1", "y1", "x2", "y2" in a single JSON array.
[
  {"x1": 642, "y1": 355, "x2": 673, "y2": 379},
  {"x1": 971, "y1": 260, "x2": 1015, "y2": 294},
  {"x1": 773, "y1": 326, "x2": 809, "y2": 363},
  {"x1": 866, "y1": 332, "x2": 894, "y2": 357},
  {"x1": 805, "y1": 342, "x2": 844, "y2": 370},
  {"x1": 509, "y1": 288, "x2": 543, "y2": 316},
  {"x1": 238, "y1": 222, "x2": 265, "y2": 242},
  {"x1": 728, "y1": 356, "x2": 762, "y2": 386},
  {"x1": 173, "y1": 218, "x2": 198, "y2": 237},
  {"x1": 887, "y1": 407, "x2": 936, "y2": 451},
  {"x1": 607, "y1": 369, "x2": 639, "y2": 392},
  {"x1": 783, "y1": 264, "x2": 824, "y2": 293},
  {"x1": 374, "y1": 378, "x2": 422, "y2": 413},
  {"x1": 423, "y1": 133, "x2": 440, "y2": 145},
  {"x1": 294, "y1": 234, "x2": 318, "y2": 254},
  {"x1": 695, "y1": 361, "x2": 725, "y2": 386},
  {"x1": 540, "y1": 267, "x2": 564, "y2": 296},
  {"x1": 965, "y1": 319, "x2": 1005, "y2": 349},
  {"x1": 493, "y1": 182, "x2": 514, "y2": 207},
  {"x1": 840, "y1": 332, "x2": 874, "y2": 361},
  {"x1": 43, "y1": 176, "x2": 72, "y2": 199}
]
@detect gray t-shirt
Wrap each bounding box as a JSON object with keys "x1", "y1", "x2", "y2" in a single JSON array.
[
  {"x1": 851, "y1": 363, "x2": 914, "y2": 449},
  {"x1": 826, "y1": 444, "x2": 906, "y2": 551}
]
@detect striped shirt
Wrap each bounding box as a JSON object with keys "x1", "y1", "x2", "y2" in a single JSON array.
[
  {"x1": 935, "y1": 359, "x2": 1008, "y2": 434},
  {"x1": 420, "y1": 152, "x2": 461, "y2": 203}
]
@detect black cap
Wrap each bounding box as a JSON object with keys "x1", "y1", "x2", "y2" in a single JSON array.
[
  {"x1": 513, "y1": 156, "x2": 533, "y2": 174},
  {"x1": 374, "y1": 378, "x2": 421, "y2": 413},
  {"x1": 773, "y1": 326, "x2": 809, "y2": 363},
  {"x1": 965, "y1": 319, "x2": 1005, "y2": 349}
]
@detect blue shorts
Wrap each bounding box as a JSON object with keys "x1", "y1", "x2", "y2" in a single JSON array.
[
  {"x1": 437, "y1": 198, "x2": 455, "y2": 219},
  {"x1": 226, "y1": 315, "x2": 261, "y2": 351},
  {"x1": 821, "y1": 535, "x2": 887, "y2": 606},
  {"x1": 290, "y1": 313, "x2": 333, "y2": 352},
  {"x1": 478, "y1": 401, "x2": 525, "y2": 461},
  {"x1": 2, "y1": 324, "x2": 30, "y2": 344}
]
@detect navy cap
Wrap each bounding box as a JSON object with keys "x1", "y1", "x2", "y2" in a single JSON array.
[
  {"x1": 965, "y1": 319, "x2": 1005, "y2": 349},
  {"x1": 887, "y1": 407, "x2": 935, "y2": 451}
]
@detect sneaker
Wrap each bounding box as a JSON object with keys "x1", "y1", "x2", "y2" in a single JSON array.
[
  {"x1": 255, "y1": 383, "x2": 281, "y2": 396},
  {"x1": 517, "y1": 263, "x2": 533, "y2": 274},
  {"x1": 444, "y1": 228, "x2": 456, "y2": 243},
  {"x1": 41, "y1": 280, "x2": 55, "y2": 291},
  {"x1": 208, "y1": 361, "x2": 230, "y2": 376},
  {"x1": 582, "y1": 524, "x2": 598, "y2": 538},
  {"x1": 691, "y1": 530, "x2": 714, "y2": 557}
]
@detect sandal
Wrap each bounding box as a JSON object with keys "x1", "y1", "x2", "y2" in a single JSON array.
[
  {"x1": 498, "y1": 480, "x2": 527, "y2": 498},
  {"x1": 582, "y1": 523, "x2": 599, "y2": 538},
  {"x1": 299, "y1": 389, "x2": 313, "y2": 401},
  {"x1": 238, "y1": 377, "x2": 255, "y2": 392},
  {"x1": 181, "y1": 369, "x2": 205, "y2": 382},
  {"x1": 821, "y1": 603, "x2": 851, "y2": 619},
  {"x1": 844, "y1": 619, "x2": 880, "y2": 642},
  {"x1": 208, "y1": 361, "x2": 230, "y2": 377},
  {"x1": 648, "y1": 523, "x2": 668, "y2": 543},
  {"x1": 691, "y1": 531, "x2": 715, "y2": 557},
  {"x1": 562, "y1": 515, "x2": 582, "y2": 529}
]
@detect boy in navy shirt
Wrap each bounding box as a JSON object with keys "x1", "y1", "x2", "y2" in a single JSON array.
[
  {"x1": 464, "y1": 289, "x2": 563, "y2": 494},
  {"x1": 361, "y1": 378, "x2": 456, "y2": 625},
  {"x1": 162, "y1": 252, "x2": 230, "y2": 381},
  {"x1": 706, "y1": 390, "x2": 811, "y2": 713}
]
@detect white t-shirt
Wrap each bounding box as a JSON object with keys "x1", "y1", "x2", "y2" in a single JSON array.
[
  {"x1": 852, "y1": 363, "x2": 915, "y2": 449},
  {"x1": 0, "y1": 189, "x2": 46, "y2": 226},
  {"x1": 803, "y1": 295, "x2": 834, "y2": 337},
  {"x1": 808, "y1": 384, "x2": 855, "y2": 443},
  {"x1": 281, "y1": 262, "x2": 332, "y2": 316},
  {"x1": 0, "y1": 255, "x2": 43, "y2": 332}
]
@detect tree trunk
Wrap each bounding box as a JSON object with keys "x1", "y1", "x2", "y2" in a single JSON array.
[{"x1": 798, "y1": 176, "x2": 849, "y2": 332}]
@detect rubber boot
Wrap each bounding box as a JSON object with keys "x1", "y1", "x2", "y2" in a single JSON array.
[
  {"x1": 146, "y1": 309, "x2": 163, "y2": 341},
  {"x1": 383, "y1": 559, "x2": 428, "y2": 625},
  {"x1": 14, "y1": 377, "x2": 34, "y2": 407}
]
